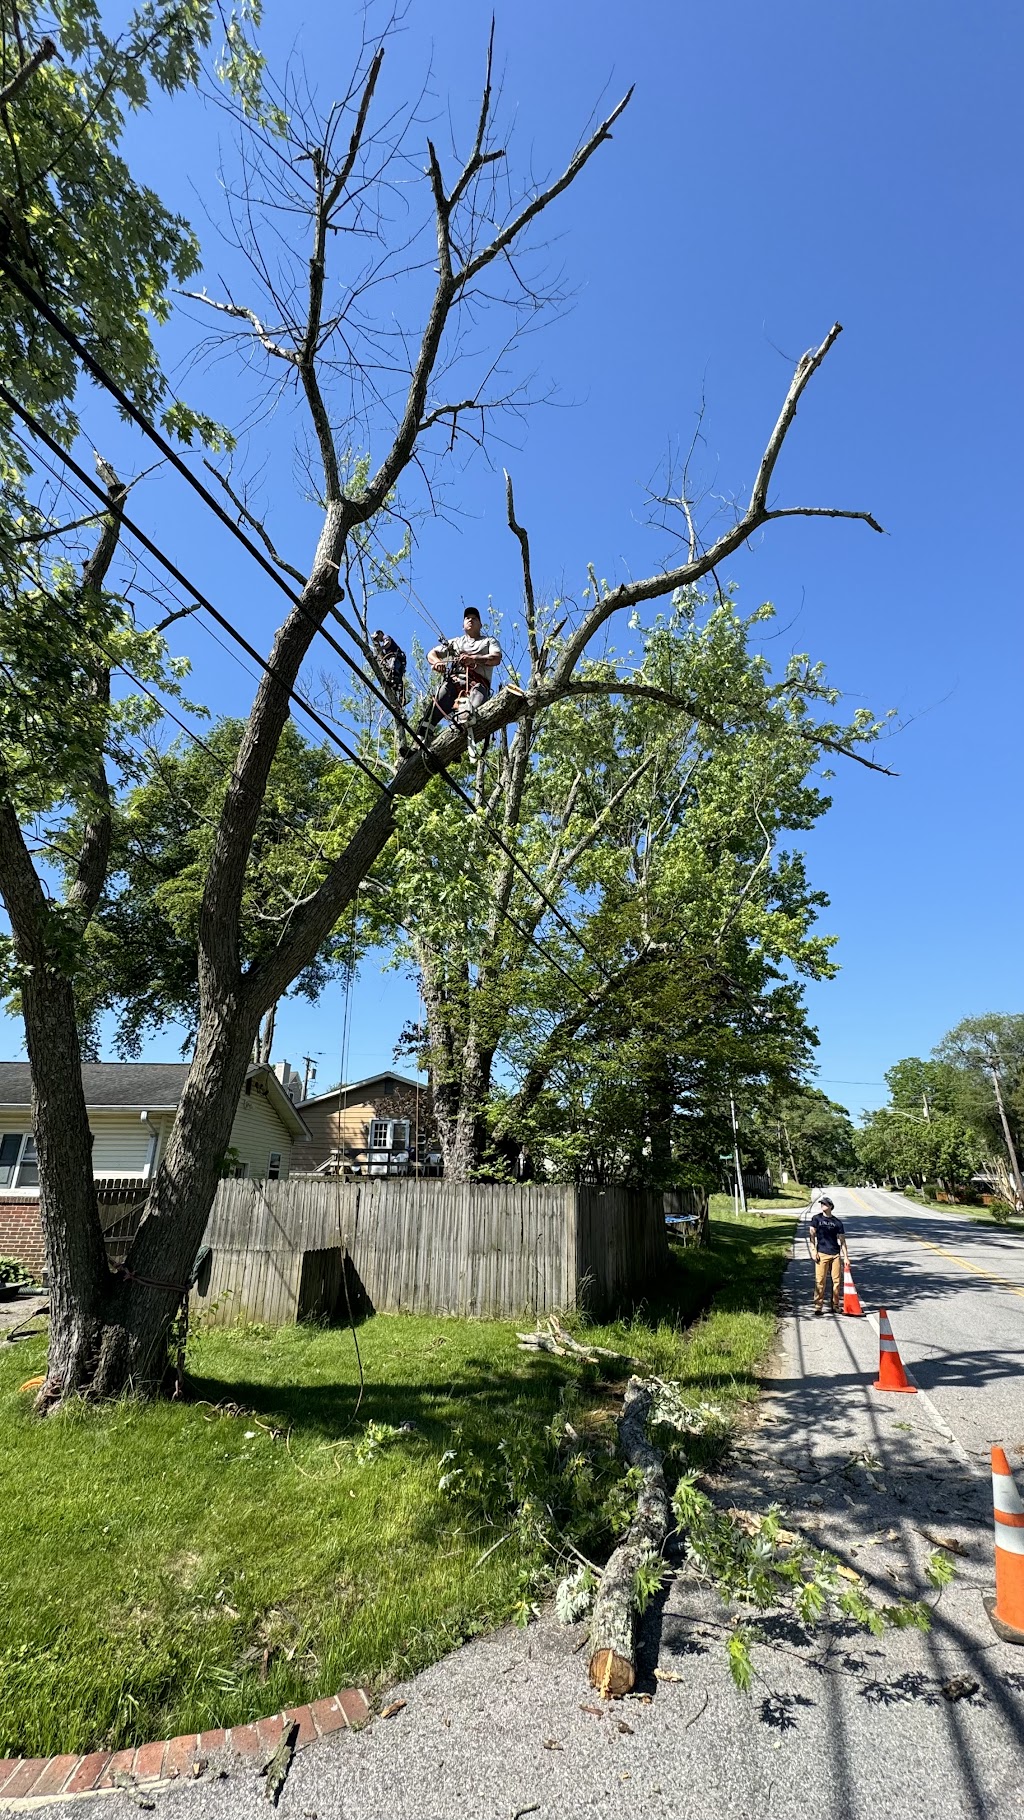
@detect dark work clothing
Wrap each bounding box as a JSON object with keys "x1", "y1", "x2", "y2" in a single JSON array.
[
  {"x1": 421, "y1": 672, "x2": 492, "y2": 729},
  {"x1": 809, "y1": 1211, "x2": 846, "y2": 1256},
  {"x1": 373, "y1": 634, "x2": 406, "y2": 693}
]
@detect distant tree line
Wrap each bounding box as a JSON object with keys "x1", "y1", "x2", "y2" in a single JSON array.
[{"x1": 855, "y1": 1015, "x2": 1024, "y2": 1210}]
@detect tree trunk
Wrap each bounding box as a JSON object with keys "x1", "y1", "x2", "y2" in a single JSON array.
[
  {"x1": 431, "y1": 1041, "x2": 494, "y2": 1180},
  {"x1": 66, "y1": 999, "x2": 260, "y2": 1402},
  {"x1": 23, "y1": 957, "x2": 113, "y2": 1404}
]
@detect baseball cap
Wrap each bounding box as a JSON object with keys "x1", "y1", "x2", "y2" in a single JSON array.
[{"x1": 819, "y1": 1195, "x2": 834, "y2": 1208}]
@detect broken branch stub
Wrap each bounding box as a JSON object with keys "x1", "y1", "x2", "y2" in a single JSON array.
[{"x1": 588, "y1": 1377, "x2": 670, "y2": 1698}]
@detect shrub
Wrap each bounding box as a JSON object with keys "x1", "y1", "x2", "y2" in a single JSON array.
[
  {"x1": 0, "y1": 1257, "x2": 33, "y2": 1292},
  {"x1": 989, "y1": 1199, "x2": 1015, "y2": 1226}
]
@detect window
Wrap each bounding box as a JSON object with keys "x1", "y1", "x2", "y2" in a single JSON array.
[
  {"x1": 369, "y1": 1119, "x2": 390, "y2": 1150},
  {"x1": 267, "y1": 1152, "x2": 282, "y2": 1181},
  {"x1": 0, "y1": 1133, "x2": 37, "y2": 1188},
  {"x1": 0, "y1": 1133, "x2": 21, "y2": 1187},
  {"x1": 16, "y1": 1137, "x2": 38, "y2": 1187}
]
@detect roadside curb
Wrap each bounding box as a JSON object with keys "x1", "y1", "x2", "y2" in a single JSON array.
[{"x1": 0, "y1": 1690, "x2": 371, "y2": 1810}]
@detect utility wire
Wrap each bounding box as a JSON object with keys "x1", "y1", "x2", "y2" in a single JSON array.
[
  {"x1": 0, "y1": 379, "x2": 387, "y2": 792},
  {"x1": 0, "y1": 253, "x2": 617, "y2": 983},
  {"x1": 1, "y1": 399, "x2": 599, "y2": 1002}
]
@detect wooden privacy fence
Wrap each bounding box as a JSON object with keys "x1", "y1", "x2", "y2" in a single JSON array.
[{"x1": 193, "y1": 1177, "x2": 676, "y2": 1327}]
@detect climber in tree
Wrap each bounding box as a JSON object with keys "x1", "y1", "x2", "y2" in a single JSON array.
[
  {"x1": 372, "y1": 629, "x2": 407, "y2": 702},
  {"x1": 422, "y1": 607, "x2": 502, "y2": 728}
]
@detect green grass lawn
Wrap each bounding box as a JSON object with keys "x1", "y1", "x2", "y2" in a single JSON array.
[
  {"x1": 0, "y1": 1210, "x2": 795, "y2": 1758},
  {"x1": 709, "y1": 1184, "x2": 809, "y2": 1221}
]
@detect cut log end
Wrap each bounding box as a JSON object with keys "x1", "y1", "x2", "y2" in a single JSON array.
[{"x1": 589, "y1": 1648, "x2": 635, "y2": 1700}]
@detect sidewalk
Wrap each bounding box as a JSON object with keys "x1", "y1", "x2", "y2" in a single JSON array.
[{"x1": 8, "y1": 1246, "x2": 1023, "y2": 1819}]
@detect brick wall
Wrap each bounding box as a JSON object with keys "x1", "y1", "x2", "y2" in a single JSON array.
[{"x1": 0, "y1": 1197, "x2": 45, "y2": 1279}]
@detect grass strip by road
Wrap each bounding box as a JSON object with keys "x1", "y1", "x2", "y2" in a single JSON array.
[{"x1": 0, "y1": 1209, "x2": 794, "y2": 1759}]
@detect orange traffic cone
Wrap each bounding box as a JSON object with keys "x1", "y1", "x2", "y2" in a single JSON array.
[
  {"x1": 984, "y1": 1446, "x2": 1024, "y2": 1644},
  {"x1": 871, "y1": 1309, "x2": 917, "y2": 1393},
  {"x1": 842, "y1": 1260, "x2": 864, "y2": 1317}
]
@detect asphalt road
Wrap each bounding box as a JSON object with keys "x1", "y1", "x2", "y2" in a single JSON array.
[
  {"x1": 10, "y1": 1191, "x2": 1024, "y2": 1819},
  {"x1": 814, "y1": 1185, "x2": 1024, "y2": 1467}
]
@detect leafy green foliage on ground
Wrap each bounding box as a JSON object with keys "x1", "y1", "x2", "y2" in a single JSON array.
[{"x1": 0, "y1": 1212, "x2": 794, "y2": 1756}]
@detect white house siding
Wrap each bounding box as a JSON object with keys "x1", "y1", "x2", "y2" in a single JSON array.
[
  {"x1": 89, "y1": 1111, "x2": 159, "y2": 1177},
  {"x1": 228, "y1": 1081, "x2": 298, "y2": 1181},
  {"x1": 0, "y1": 1111, "x2": 32, "y2": 1145}
]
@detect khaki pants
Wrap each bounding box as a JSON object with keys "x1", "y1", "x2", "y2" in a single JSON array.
[{"x1": 814, "y1": 1253, "x2": 843, "y2": 1310}]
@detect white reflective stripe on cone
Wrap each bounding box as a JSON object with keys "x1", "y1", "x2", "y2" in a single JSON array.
[
  {"x1": 879, "y1": 1341, "x2": 899, "y2": 1352},
  {"x1": 994, "y1": 1524, "x2": 1024, "y2": 1557},
  {"x1": 993, "y1": 1476, "x2": 1024, "y2": 1517}
]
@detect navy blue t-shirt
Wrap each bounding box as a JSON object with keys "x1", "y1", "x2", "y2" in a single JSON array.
[{"x1": 809, "y1": 1211, "x2": 845, "y2": 1256}]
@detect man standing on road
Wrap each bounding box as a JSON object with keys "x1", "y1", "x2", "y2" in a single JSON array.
[{"x1": 807, "y1": 1195, "x2": 850, "y2": 1315}]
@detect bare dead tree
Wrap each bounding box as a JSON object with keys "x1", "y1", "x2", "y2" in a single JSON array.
[{"x1": 15, "y1": 22, "x2": 884, "y2": 1407}]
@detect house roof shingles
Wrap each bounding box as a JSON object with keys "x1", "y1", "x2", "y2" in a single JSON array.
[
  {"x1": 299, "y1": 1070, "x2": 423, "y2": 1109},
  {"x1": 0, "y1": 1061, "x2": 191, "y2": 1109}
]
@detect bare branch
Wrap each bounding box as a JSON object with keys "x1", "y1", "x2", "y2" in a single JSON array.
[
  {"x1": 359, "y1": 85, "x2": 633, "y2": 519},
  {"x1": 456, "y1": 89, "x2": 633, "y2": 291},
  {"x1": 0, "y1": 35, "x2": 56, "y2": 109},
  {"x1": 763, "y1": 505, "x2": 886, "y2": 535},
  {"x1": 12, "y1": 509, "x2": 105, "y2": 544},
  {"x1": 748, "y1": 322, "x2": 842, "y2": 517},
  {"x1": 178, "y1": 290, "x2": 299, "y2": 363},
  {"x1": 203, "y1": 461, "x2": 308, "y2": 584},
  {"x1": 551, "y1": 328, "x2": 883, "y2": 685},
  {"x1": 505, "y1": 469, "x2": 538, "y2": 666},
  {"x1": 321, "y1": 45, "x2": 385, "y2": 215}
]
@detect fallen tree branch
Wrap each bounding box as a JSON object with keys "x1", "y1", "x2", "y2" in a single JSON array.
[
  {"x1": 515, "y1": 1316, "x2": 639, "y2": 1369},
  {"x1": 588, "y1": 1377, "x2": 670, "y2": 1698}
]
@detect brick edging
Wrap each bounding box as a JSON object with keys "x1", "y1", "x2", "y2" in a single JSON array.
[{"x1": 0, "y1": 1689, "x2": 371, "y2": 1808}]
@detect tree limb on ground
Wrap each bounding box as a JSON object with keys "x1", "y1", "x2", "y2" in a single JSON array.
[
  {"x1": 515, "y1": 1316, "x2": 639, "y2": 1369},
  {"x1": 588, "y1": 1376, "x2": 670, "y2": 1697}
]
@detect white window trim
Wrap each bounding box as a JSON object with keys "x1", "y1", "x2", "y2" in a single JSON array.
[{"x1": 0, "y1": 1131, "x2": 38, "y2": 1191}]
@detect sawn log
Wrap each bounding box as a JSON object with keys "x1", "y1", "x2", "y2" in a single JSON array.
[{"x1": 588, "y1": 1375, "x2": 670, "y2": 1698}]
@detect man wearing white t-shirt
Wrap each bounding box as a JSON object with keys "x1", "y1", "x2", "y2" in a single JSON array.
[{"x1": 423, "y1": 608, "x2": 501, "y2": 727}]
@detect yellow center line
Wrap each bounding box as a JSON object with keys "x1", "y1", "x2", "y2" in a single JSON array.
[{"x1": 843, "y1": 1188, "x2": 1024, "y2": 1301}]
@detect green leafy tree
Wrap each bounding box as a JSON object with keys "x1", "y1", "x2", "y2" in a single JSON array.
[
  {"x1": 50, "y1": 719, "x2": 375, "y2": 1059},
  {"x1": 751, "y1": 1085, "x2": 859, "y2": 1189},
  {"x1": 933, "y1": 1016, "x2": 1024, "y2": 1207},
  {"x1": 854, "y1": 1105, "x2": 979, "y2": 1190},
  {"x1": 382, "y1": 595, "x2": 876, "y2": 1182}
]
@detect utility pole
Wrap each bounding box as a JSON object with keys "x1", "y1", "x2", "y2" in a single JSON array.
[
  {"x1": 782, "y1": 1115, "x2": 799, "y2": 1185},
  {"x1": 302, "y1": 1055, "x2": 318, "y2": 1099},
  {"x1": 729, "y1": 1094, "x2": 747, "y2": 1214},
  {"x1": 990, "y1": 1065, "x2": 1024, "y2": 1209},
  {"x1": 922, "y1": 1091, "x2": 931, "y2": 1121}
]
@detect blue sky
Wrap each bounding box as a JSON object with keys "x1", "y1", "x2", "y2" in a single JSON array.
[{"x1": 4, "y1": 0, "x2": 1021, "y2": 1117}]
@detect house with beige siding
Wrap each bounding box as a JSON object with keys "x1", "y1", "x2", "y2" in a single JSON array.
[
  {"x1": 0, "y1": 1060, "x2": 310, "y2": 1275},
  {"x1": 298, "y1": 1071, "x2": 435, "y2": 1175}
]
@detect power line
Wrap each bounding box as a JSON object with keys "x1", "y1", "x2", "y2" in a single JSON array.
[
  {"x1": 0, "y1": 379, "x2": 388, "y2": 793},
  {"x1": 0, "y1": 252, "x2": 619, "y2": 983},
  {"x1": 2, "y1": 404, "x2": 599, "y2": 1003}
]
